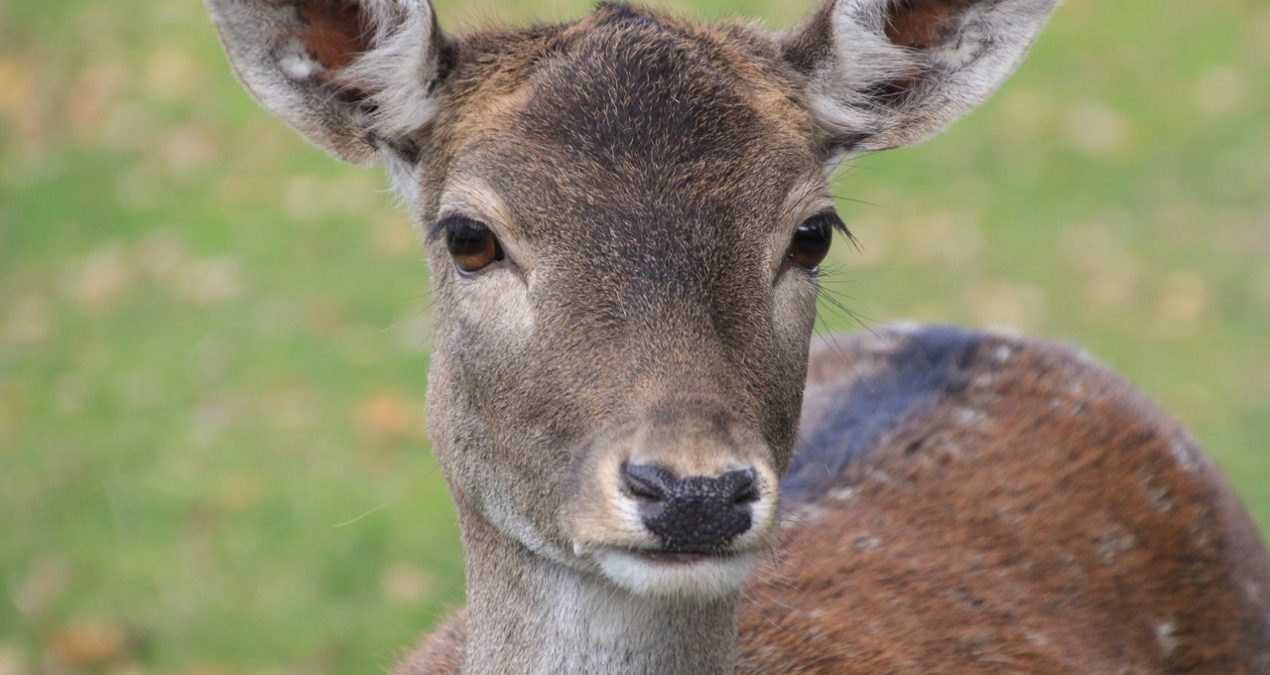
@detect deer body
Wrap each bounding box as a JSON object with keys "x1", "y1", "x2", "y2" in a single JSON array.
[{"x1": 205, "y1": 1, "x2": 1270, "y2": 673}]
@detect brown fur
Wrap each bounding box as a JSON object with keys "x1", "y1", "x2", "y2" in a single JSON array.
[{"x1": 399, "y1": 329, "x2": 1270, "y2": 673}]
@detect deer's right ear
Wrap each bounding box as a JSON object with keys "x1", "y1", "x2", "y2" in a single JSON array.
[{"x1": 207, "y1": 0, "x2": 454, "y2": 165}]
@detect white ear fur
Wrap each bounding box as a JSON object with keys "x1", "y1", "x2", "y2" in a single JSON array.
[
  {"x1": 338, "y1": 0, "x2": 446, "y2": 145},
  {"x1": 206, "y1": 0, "x2": 448, "y2": 170},
  {"x1": 788, "y1": 0, "x2": 1060, "y2": 158}
]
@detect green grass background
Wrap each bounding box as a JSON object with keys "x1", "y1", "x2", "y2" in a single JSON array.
[{"x1": 1, "y1": 0, "x2": 1267, "y2": 672}]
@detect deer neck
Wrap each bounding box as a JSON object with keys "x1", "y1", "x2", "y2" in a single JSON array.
[{"x1": 459, "y1": 511, "x2": 740, "y2": 675}]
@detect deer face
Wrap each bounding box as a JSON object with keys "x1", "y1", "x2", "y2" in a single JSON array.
[
  {"x1": 421, "y1": 10, "x2": 829, "y2": 598},
  {"x1": 208, "y1": 0, "x2": 1058, "y2": 598}
]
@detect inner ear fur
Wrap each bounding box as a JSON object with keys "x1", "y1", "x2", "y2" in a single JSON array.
[
  {"x1": 296, "y1": 0, "x2": 374, "y2": 77},
  {"x1": 784, "y1": 0, "x2": 1060, "y2": 157},
  {"x1": 884, "y1": 0, "x2": 975, "y2": 48}
]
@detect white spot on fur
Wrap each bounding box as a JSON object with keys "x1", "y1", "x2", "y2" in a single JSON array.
[
  {"x1": 1025, "y1": 631, "x2": 1051, "y2": 648},
  {"x1": 1154, "y1": 620, "x2": 1178, "y2": 656},
  {"x1": 830, "y1": 485, "x2": 858, "y2": 502},
  {"x1": 277, "y1": 51, "x2": 323, "y2": 80},
  {"x1": 784, "y1": 502, "x2": 831, "y2": 524},
  {"x1": 972, "y1": 373, "x2": 998, "y2": 389},
  {"x1": 1168, "y1": 438, "x2": 1202, "y2": 473},
  {"x1": 1097, "y1": 522, "x2": 1137, "y2": 564},
  {"x1": 853, "y1": 535, "x2": 881, "y2": 551},
  {"x1": 954, "y1": 406, "x2": 986, "y2": 426},
  {"x1": 865, "y1": 468, "x2": 896, "y2": 485},
  {"x1": 1146, "y1": 486, "x2": 1174, "y2": 513}
]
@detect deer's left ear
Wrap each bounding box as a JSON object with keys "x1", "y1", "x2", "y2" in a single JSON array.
[{"x1": 783, "y1": 0, "x2": 1060, "y2": 157}]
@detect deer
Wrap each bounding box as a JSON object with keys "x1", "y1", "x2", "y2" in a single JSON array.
[{"x1": 205, "y1": 0, "x2": 1270, "y2": 672}]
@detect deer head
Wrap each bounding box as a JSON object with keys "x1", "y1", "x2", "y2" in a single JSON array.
[{"x1": 208, "y1": 0, "x2": 1057, "y2": 604}]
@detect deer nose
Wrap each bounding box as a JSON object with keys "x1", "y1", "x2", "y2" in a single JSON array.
[{"x1": 621, "y1": 463, "x2": 759, "y2": 552}]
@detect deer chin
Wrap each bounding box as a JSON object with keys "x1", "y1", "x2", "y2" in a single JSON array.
[{"x1": 593, "y1": 547, "x2": 758, "y2": 600}]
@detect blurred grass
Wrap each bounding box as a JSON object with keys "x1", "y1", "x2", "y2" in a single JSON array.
[{"x1": 1, "y1": 0, "x2": 1267, "y2": 672}]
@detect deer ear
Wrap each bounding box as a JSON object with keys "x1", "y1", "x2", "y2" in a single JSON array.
[
  {"x1": 206, "y1": 0, "x2": 454, "y2": 165},
  {"x1": 783, "y1": 0, "x2": 1059, "y2": 157}
]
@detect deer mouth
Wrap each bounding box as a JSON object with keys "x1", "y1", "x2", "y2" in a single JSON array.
[
  {"x1": 645, "y1": 551, "x2": 736, "y2": 561},
  {"x1": 591, "y1": 546, "x2": 759, "y2": 599},
  {"x1": 629, "y1": 549, "x2": 746, "y2": 564}
]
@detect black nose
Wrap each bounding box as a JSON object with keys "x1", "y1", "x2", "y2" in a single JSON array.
[{"x1": 621, "y1": 463, "x2": 759, "y2": 553}]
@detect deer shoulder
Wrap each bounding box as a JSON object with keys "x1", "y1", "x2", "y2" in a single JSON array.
[{"x1": 739, "y1": 326, "x2": 1270, "y2": 674}]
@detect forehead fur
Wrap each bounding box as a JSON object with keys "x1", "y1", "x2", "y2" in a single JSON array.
[
  {"x1": 426, "y1": 3, "x2": 821, "y2": 223},
  {"x1": 516, "y1": 5, "x2": 813, "y2": 170}
]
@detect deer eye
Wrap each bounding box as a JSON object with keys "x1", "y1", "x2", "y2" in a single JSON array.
[
  {"x1": 441, "y1": 216, "x2": 505, "y2": 274},
  {"x1": 786, "y1": 212, "x2": 840, "y2": 272}
]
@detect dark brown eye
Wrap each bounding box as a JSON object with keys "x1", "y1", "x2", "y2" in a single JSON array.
[
  {"x1": 786, "y1": 212, "x2": 840, "y2": 271},
  {"x1": 442, "y1": 216, "x2": 505, "y2": 274}
]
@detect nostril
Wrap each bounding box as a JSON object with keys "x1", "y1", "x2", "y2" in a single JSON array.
[
  {"x1": 621, "y1": 462, "x2": 674, "y2": 502},
  {"x1": 722, "y1": 468, "x2": 759, "y2": 505}
]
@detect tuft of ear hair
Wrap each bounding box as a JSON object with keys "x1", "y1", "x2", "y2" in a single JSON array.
[
  {"x1": 783, "y1": 0, "x2": 1061, "y2": 158},
  {"x1": 206, "y1": 0, "x2": 453, "y2": 166}
]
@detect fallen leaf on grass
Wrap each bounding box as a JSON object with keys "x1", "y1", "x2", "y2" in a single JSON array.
[
  {"x1": 49, "y1": 619, "x2": 134, "y2": 668},
  {"x1": 358, "y1": 391, "x2": 426, "y2": 444},
  {"x1": 356, "y1": 390, "x2": 425, "y2": 443}
]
